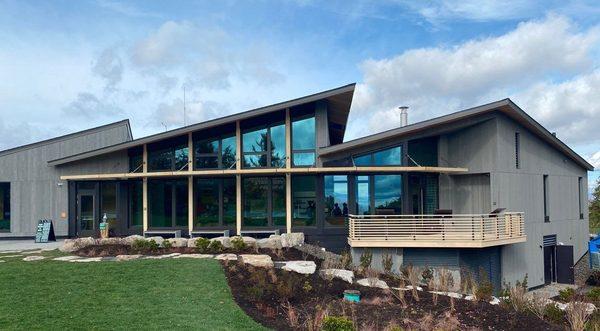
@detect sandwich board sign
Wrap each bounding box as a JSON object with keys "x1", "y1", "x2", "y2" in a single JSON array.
[{"x1": 35, "y1": 219, "x2": 56, "y2": 243}]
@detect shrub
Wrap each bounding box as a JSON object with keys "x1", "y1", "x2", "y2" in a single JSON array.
[
  {"x1": 381, "y1": 253, "x2": 393, "y2": 274},
  {"x1": 195, "y1": 238, "x2": 211, "y2": 252},
  {"x1": 302, "y1": 280, "x2": 312, "y2": 293},
  {"x1": 162, "y1": 239, "x2": 173, "y2": 249},
  {"x1": 473, "y1": 268, "x2": 493, "y2": 302},
  {"x1": 322, "y1": 316, "x2": 355, "y2": 331},
  {"x1": 528, "y1": 293, "x2": 550, "y2": 319},
  {"x1": 566, "y1": 301, "x2": 592, "y2": 331},
  {"x1": 340, "y1": 250, "x2": 353, "y2": 269},
  {"x1": 422, "y1": 268, "x2": 434, "y2": 284},
  {"x1": 231, "y1": 236, "x2": 247, "y2": 252},
  {"x1": 586, "y1": 270, "x2": 600, "y2": 286},
  {"x1": 559, "y1": 288, "x2": 576, "y2": 302},
  {"x1": 587, "y1": 288, "x2": 600, "y2": 304},
  {"x1": 132, "y1": 239, "x2": 159, "y2": 252},
  {"x1": 208, "y1": 240, "x2": 224, "y2": 253},
  {"x1": 544, "y1": 302, "x2": 565, "y2": 324},
  {"x1": 359, "y1": 250, "x2": 373, "y2": 271}
]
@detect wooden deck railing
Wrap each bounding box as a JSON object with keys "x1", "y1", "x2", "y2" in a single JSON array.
[{"x1": 348, "y1": 212, "x2": 526, "y2": 248}]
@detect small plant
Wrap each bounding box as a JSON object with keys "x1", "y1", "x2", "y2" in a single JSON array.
[
  {"x1": 402, "y1": 264, "x2": 421, "y2": 301},
  {"x1": 460, "y1": 267, "x2": 473, "y2": 294},
  {"x1": 473, "y1": 268, "x2": 493, "y2": 302},
  {"x1": 389, "y1": 280, "x2": 408, "y2": 308},
  {"x1": 422, "y1": 268, "x2": 434, "y2": 284},
  {"x1": 544, "y1": 302, "x2": 565, "y2": 324},
  {"x1": 341, "y1": 250, "x2": 353, "y2": 269},
  {"x1": 282, "y1": 301, "x2": 299, "y2": 328},
  {"x1": 302, "y1": 280, "x2": 313, "y2": 293},
  {"x1": 429, "y1": 277, "x2": 439, "y2": 306},
  {"x1": 162, "y1": 239, "x2": 173, "y2": 249},
  {"x1": 528, "y1": 293, "x2": 550, "y2": 319},
  {"x1": 194, "y1": 237, "x2": 211, "y2": 252},
  {"x1": 508, "y1": 282, "x2": 528, "y2": 312},
  {"x1": 381, "y1": 253, "x2": 393, "y2": 274},
  {"x1": 559, "y1": 288, "x2": 576, "y2": 302},
  {"x1": 231, "y1": 236, "x2": 247, "y2": 252},
  {"x1": 132, "y1": 239, "x2": 159, "y2": 252},
  {"x1": 359, "y1": 250, "x2": 373, "y2": 272},
  {"x1": 587, "y1": 288, "x2": 600, "y2": 304},
  {"x1": 364, "y1": 268, "x2": 381, "y2": 287},
  {"x1": 322, "y1": 316, "x2": 355, "y2": 331},
  {"x1": 208, "y1": 240, "x2": 224, "y2": 253},
  {"x1": 565, "y1": 300, "x2": 592, "y2": 331},
  {"x1": 305, "y1": 306, "x2": 328, "y2": 331}
]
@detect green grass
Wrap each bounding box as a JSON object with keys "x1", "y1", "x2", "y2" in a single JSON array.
[{"x1": 0, "y1": 252, "x2": 265, "y2": 330}]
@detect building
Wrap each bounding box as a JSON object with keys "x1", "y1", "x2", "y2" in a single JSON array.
[{"x1": 0, "y1": 83, "x2": 592, "y2": 289}]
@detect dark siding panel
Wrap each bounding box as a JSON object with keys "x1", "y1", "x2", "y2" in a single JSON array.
[
  {"x1": 403, "y1": 248, "x2": 459, "y2": 268},
  {"x1": 460, "y1": 247, "x2": 502, "y2": 292}
]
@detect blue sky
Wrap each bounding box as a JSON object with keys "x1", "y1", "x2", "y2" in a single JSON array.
[{"x1": 0, "y1": 0, "x2": 599, "y2": 192}]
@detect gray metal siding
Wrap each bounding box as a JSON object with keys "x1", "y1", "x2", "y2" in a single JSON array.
[
  {"x1": 403, "y1": 248, "x2": 460, "y2": 268},
  {"x1": 0, "y1": 125, "x2": 131, "y2": 237}
]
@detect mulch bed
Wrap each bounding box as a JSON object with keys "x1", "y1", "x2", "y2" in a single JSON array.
[{"x1": 222, "y1": 249, "x2": 562, "y2": 331}]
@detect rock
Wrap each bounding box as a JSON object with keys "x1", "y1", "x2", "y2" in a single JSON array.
[
  {"x1": 357, "y1": 278, "x2": 389, "y2": 289},
  {"x1": 280, "y1": 261, "x2": 316, "y2": 274},
  {"x1": 239, "y1": 254, "x2": 273, "y2": 268},
  {"x1": 281, "y1": 233, "x2": 304, "y2": 247},
  {"x1": 406, "y1": 285, "x2": 423, "y2": 291},
  {"x1": 122, "y1": 235, "x2": 145, "y2": 245},
  {"x1": 166, "y1": 238, "x2": 188, "y2": 248},
  {"x1": 320, "y1": 269, "x2": 354, "y2": 283},
  {"x1": 187, "y1": 238, "x2": 201, "y2": 248},
  {"x1": 70, "y1": 257, "x2": 103, "y2": 263},
  {"x1": 0, "y1": 260, "x2": 4, "y2": 263},
  {"x1": 211, "y1": 237, "x2": 232, "y2": 248},
  {"x1": 146, "y1": 236, "x2": 164, "y2": 246},
  {"x1": 116, "y1": 254, "x2": 143, "y2": 261},
  {"x1": 145, "y1": 253, "x2": 181, "y2": 259},
  {"x1": 22, "y1": 255, "x2": 45, "y2": 262},
  {"x1": 215, "y1": 253, "x2": 238, "y2": 261},
  {"x1": 489, "y1": 297, "x2": 500, "y2": 305},
  {"x1": 97, "y1": 237, "x2": 123, "y2": 246},
  {"x1": 0, "y1": 255, "x2": 23, "y2": 258},
  {"x1": 52, "y1": 256, "x2": 81, "y2": 261},
  {"x1": 464, "y1": 295, "x2": 475, "y2": 301},
  {"x1": 257, "y1": 236, "x2": 282, "y2": 249},
  {"x1": 174, "y1": 254, "x2": 214, "y2": 259},
  {"x1": 59, "y1": 237, "x2": 96, "y2": 252}
]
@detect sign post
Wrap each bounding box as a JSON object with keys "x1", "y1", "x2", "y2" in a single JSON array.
[{"x1": 35, "y1": 220, "x2": 56, "y2": 243}]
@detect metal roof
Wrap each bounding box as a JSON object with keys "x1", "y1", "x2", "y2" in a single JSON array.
[
  {"x1": 319, "y1": 98, "x2": 593, "y2": 171},
  {"x1": 48, "y1": 83, "x2": 355, "y2": 166}
]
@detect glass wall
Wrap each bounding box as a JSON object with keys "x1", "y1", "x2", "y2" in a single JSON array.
[
  {"x1": 148, "y1": 179, "x2": 188, "y2": 228},
  {"x1": 128, "y1": 147, "x2": 143, "y2": 173},
  {"x1": 356, "y1": 176, "x2": 370, "y2": 215},
  {"x1": 292, "y1": 176, "x2": 316, "y2": 226},
  {"x1": 100, "y1": 182, "x2": 117, "y2": 231},
  {"x1": 129, "y1": 181, "x2": 143, "y2": 227},
  {"x1": 408, "y1": 137, "x2": 438, "y2": 166},
  {"x1": 243, "y1": 177, "x2": 285, "y2": 227},
  {"x1": 194, "y1": 178, "x2": 236, "y2": 227},
  {"x1": 324, "y1": 175, "x2": 348, "y2": 226},
  {"x1": 292, "y1": 116, "x2": 316, "y2": 167},
  {"x1": 353, "y1": 146, "x2": 402, "y2": 166},
  {"x1": 147, "y1": 136, "x2": 189, "y2": 172},
  {"x1": 194, "y1": 135, "x2": 237, "y2": 169},
  {"x1": 408, "y1": 174, "x2": 438, "y2": 214},
  {"x1": 355, "y1": 175, "x2": 402, "y2": 215},
  {"x1": 242, "y1": 123, "x2": 286, "y2": 168},
  {"x1": 270, "y1": 124, "x2": 286, "y2": 167},
  {"x1": 0, "y1": 183, "x2": 9, "y2": 231}
]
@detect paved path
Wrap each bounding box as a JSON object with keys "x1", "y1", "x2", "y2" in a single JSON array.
[{"x1": 0, "y1": 240, "x2": 64, "y2": 252}]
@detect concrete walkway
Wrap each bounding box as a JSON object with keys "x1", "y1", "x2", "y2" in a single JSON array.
[{"x1": 0, "y1": 240, "x2": 64, "y2": 252}]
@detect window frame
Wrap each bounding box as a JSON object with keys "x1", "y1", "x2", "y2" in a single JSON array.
[
  {"x1": 241, "y1": 122, "x2": 285, "y2": 169},
  {"x1": 147, "y1": 178, "x2": 189, "y2": 229},
  {"x1": 578, "y1": 177, "x2": 584, "y2": 220},
  {"x1": 242, "y1": 176, "x2": 286, "y2": 227},
  {"x1": 543, "y1": 174, "x2": 550, "y2": 222},
  {"x1": 0, "y1": 182, "x2": 10, "y2": 232},
  {"x1": 193, "y1": 134, "x2": 237, "y2": 170},
  {"x1": 515, "y1": 132, "x2": 521, "y2": 169},
  {"x1": 193, "y1": 177, "x2": 237, "y2": 228},
  {"x1": 352, "y1": 145, "x2": 403, "y2": 167},
  {"x1": 291, "y1": 114, "x2": 316, "y2": 167},
  {"x1": 147, "y1": 137, "x2": 189, "y2": 172}
]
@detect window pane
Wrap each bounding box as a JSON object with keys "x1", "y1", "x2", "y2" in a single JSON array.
[
  {"x1": 243, "y1": 128, "x2": 268, "y2": 152},
  {"x1": 293, "y1": 152, "x2": 315, "y2": 167},
  {"x1": 356, "y1": 176, "x2": 370, "y2": 215},
  {"x1": 374, "y1": 146, "x2": 401, "y2": 166},
  {"x1": 243, "y1": 178, "x2": 268, "y2": 226},
  {"x1": 0, "y1": 183, "x2": 9, "y2": 231},
  {"x1": 195, "y1": 179, "x2": 219, "y2": 227},
  {"x1": 292, "y1": 117, "x2": 315, "y2": 150},
  {"x1": 129, "y1": 181, "x2": 142, "y2": 226},
  {"x1": 174, "y1": 146, "x2": 189, "y2": 170},
  {"x1": 223, "y1": 178, "x2": 236, "y2": 225},
  {"x1": 243, "y1": 154, "x2": 267, "y2": 168},
  {"x1": 196, "y1": 139, "x2": 219, "y2": 154},
  {"x1": 101, "y1": 183, "x2": 117, "y2": 234},
  {"x1": 221, "y1": 136, "x2": 237, "y2": 169},
  {"x1": 292, "y1": 176, "x2": 316, "y2": 226},
  {"x1": 175, "y1": 180, "x2": 188, "y2": 226},
  {"x1": 353, "y1": 154, "x2": 372, "y2": 166},
  {"x1": 324, "y1": 176, "x2": 348, "y2": 226},
  {"x1": 271, "y1": 124, "x2": 286, "y2": 167},
  {"x1": 272, "y1": 177, "x2": 286, "y2": 226},
  {"x1": 80, "y1": 195, "x2": 94, "y2": 231},
  {"x1": 129, "y1": 154, "x2": 143, "y2": 173},
  {"x1": 148, "y1": 148, "x2": 172, "y2": 171},
  {"x1": 374, "y1": 175, "x2": 402, "y2": 214},
  {"x1": 196, "y1": 156, "x2": 219, "y2": 169},
  {"x1": 149, "y1": 180, "x2": 172, "y2": 227}
]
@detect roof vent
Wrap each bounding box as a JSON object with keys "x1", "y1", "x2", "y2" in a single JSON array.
[
  {"x1": 399, "y1": 106, "x2": 409, "y2": 127},
  {"x1": 552, "y1": 132, "x2": 557, "y2": 137}
]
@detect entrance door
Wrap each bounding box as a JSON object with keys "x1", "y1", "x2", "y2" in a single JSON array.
[
  {"x1": 556, "y1": 245, "x2": 575, "y2": 284},
  {"x1": 77, "y1": 191, "x2": 97, "y2": 237},
  {"x1": 543, "y1": 246, "x2": 556, "y2": 284}
]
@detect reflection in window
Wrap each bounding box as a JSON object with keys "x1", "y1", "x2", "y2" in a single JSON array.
[
  {"x1": 270, "y1": 124, "x2": 286, "y2": 167},
  {"x1": 243, "y1": 128, "x2": 268, "y2": 168},
  {"x1": 222, "y1": 178, "x2": 236, "y2": 225},
  {"x1": 149, "y1": 179, "x2": 188, "y2": 227},
  {"x1": 0, "y1": 183, "x2": 10, "y2": 231},
  {"x1": 353, "y1": 146, "x2": 402, "y2": 166},
  {"x1": 194, "y1": 135, "x2": 237, "y2": 169},
  {"x1": 243, "y1": 177, "x2": 285, "y2": 227},
  {"x1": 221, "y1": 136, "x2": 237, "y2": 169},
  {"x1": 194, "y1": 178, "x2": 236, "y2": 227},
  {"x1": 272, "y1": 178, "x2": 286, "y2": 226},
  {"x1": 292, "y1": 176, "x2": 316, "y2": 226},
  {"x1": 129, "y1": 181, "x2": 143, "y2": 227},
  {"x1": 356, "y1": 176, "x2": 370, "y2": 215},
  {"x1": 292, "y1": 116, "x2": 316, "y2": 167},
  {"x1": 325, "y1": 176, "x2": 348, "y2": 226},
  {"x1": 101, "y1": 182, "x2": 118, "y2": 235},
  {"x1": 128, "y1": 147, "x2": 143, "y2": 172},
  {"x1": 374, "y1": 175, "x2": 402, "y2": 214},
  {"x1": 147, "y1": 137, "x2": 189, "y2": 172}
]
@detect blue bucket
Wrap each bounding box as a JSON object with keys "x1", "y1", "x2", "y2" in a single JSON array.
[{"x1": 344, "y1": 290, "x2": 360, "y2": 303}]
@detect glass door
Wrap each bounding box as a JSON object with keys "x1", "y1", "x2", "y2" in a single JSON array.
[{"x1": 77, "y1": 190, "x2": 96, "y2": 237}]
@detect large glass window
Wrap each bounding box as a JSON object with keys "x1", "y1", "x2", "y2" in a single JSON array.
[
  {"x1": 374, "y1": 175, "x2": 402, "y2": 214},
  {"x1": 324, "y1": 176, "x2": 348, "y2": 226},
  {"x1": 0, "y1": 183, "x2": 9, "y2": 231},
  {"x1": 149, "y1": 179, "x2": 188, "y2": 227},
  {"x1": 243, "y1": 177, "x2": 285, "y2": 227},
  {"x1": 408, "y1": 137, "x2": 438, "y2": 166},
  {"x1": 128, "y1": 147, "x2": 143, "y2": 173},
  {"x1": 243, "y1": 128, "x2": 268, "y2": 168},
  {"x1": 194, "y1": 178, "x2": 236, "y2": 227},
  {"x1": 147, "y1": 137, "x2": 189, "y2": 172},
  {"x1": 270, "y1": 124, "x2": 286, "y2": 167},
  {"x1": 292, "y1": 176, "x2": 316, "y2": 226},
  {"x1": 221, "y1": 136, "x2": 237, "y2": 169},
  {"x1": 292, "y1": 116, "x2": 316, "y2": 167},
  {"x1": 101, "y1": 182, "x2": 118, "y2": 233},
  {"x1": 356, "y1": 176, "x2": 370, "y2": 215},
  {"x1": 353, "y1": 146, "x2": 402, "y2": 166},
  {"x1": 194, "y1": 135, "x2": 237, "y2": 169},
  {"x1": 129, "y1": 181, "x2": 143, "y2": 227}
]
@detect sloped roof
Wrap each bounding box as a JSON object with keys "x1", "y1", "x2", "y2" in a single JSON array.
[
  {"x1": 48, "y1": 83, "x2": 356, "y2": 166},
  {"x1": 319, "y1": 99, "x2": 594, "y2": 171}
]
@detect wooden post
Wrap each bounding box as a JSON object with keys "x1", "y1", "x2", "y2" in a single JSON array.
[
  {"x1": 236, "y1": 121, "x2": 242, "y2": 236},
  {"x1": 142, "y1": 144, "x2": 148, "y2": 232},
  {"x1": 188, "y1": 133, "x2": 194, "y2": 237},
  {"x1": 285, "y1": 108, "x2": 292, "y2": 233}
]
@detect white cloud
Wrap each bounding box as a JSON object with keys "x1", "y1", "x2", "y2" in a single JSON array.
[
  {"x1": 63, "y1": 92, "x2": 123, "y2": 118},
  {"x1": 398, "y1": 0, "x2": 541, "y2": 23},
  {"x1": 150, "y1": 97, "x2": 230, "y2": 129},
  {"x1": 348, "y1": 14, "x2": 600, "y2": 140},
  {"x1": 92, "y1": 48, "x2": 123, "y2": 91}
]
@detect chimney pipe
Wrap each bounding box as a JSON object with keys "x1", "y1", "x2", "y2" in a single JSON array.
[{"x1": 399, "y1": 106, "x2": 409, "y2": 127}]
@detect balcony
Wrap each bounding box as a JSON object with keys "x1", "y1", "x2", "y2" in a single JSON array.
[{"x1": 348, "y1": 212, "x2": 526, "y2": 248}]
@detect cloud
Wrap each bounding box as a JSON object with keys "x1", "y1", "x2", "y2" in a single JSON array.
[
  {"x1": 96, "y1": 0, "x2": 161, "y2": 18},
  {"x1": 348, "y1": 14, "x2": 600, "y2": 140},
  {"x1": 589, "y1": 151, "x2": 600, "y2": 169},
  {"x1": 92, "y1": 48, "x2": 123, "y2": 91},
  {"x1": 63, "y1": 92, "x2": 123, "y2": 118},
  {"x1": 150, "y1": 97, "x2": 230, "y2": 129}
]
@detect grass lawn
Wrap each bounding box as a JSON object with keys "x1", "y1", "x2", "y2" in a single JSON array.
[{"x1": 0, "y1": 251, "x2": 265, "y2": 330}]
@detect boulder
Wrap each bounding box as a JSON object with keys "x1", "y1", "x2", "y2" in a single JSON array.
[
  {"x1": 52, "y1": 256, "x2": 81, "y2": 262},
  {"x1": 116, "y1": 254, "x2": 143, "y2": 261},
  {"x1": 174, "y1": 254, "x2": 214, "y2": 259},
  {"x1": 281, "y1": 261, "x2": 316, "y2": 274},
  {"x1": 59, "y1": 237, "x2": 96, "y2": 253},
  {"x1": 257, "y1": 236, "x2": 282, "y2": 249},
  {"x1": 122, "y1": 235, "x2": 145, "y2": 246},
  {"x1": 97, "y1": 237, "x2": 123, "y2": 246},
  {"x1": 211, "y1": 237, "x2": 232, "y2": 248},
  {"x1": 146, "y1": 236, "x2": 164, "y2": 247},
  {"x1": 22, "y1": 255, "x2": 45, "y2": 262},
  {"x1": 70, "y1": 257, "x2": 103, "y2": 263},
  {"x1": 215, "y1": 253, "x2": 238, "y2": 261},
  {"x1": 166, "y1": 238, "x2": 188, "y2": 248},
  {"x1": 240, "y1": 236, "x2": 257, "y2": 246},
  {"x1": 145, "y1": 253, "x2": 181, "y2": 259},
  {"x1": 281, "y1": 233, "x2": 304, "y2": 247},
  {"x1": 357, "y1": 278, "x2": 389, "y2": 289},
  {"x1": 239, "y1": 254, "x2": 273, "y2": 268},
  {"x1": 320, "y1": 269, "x2": 354, "y2": 284}
]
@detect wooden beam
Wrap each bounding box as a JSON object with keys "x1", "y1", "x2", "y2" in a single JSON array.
[
  {"x1": 236, "y1": 174, "x2": 242, "y2": 236},
  {"x1": 188, "y1": 176, "x2": 193, "y2": 237},
  {"x1": 285, "y1": 108, "x2": 291, "y2": 169},
  {"x1": 285, "y1": 108, "x2": 292, "y2": 234}
]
